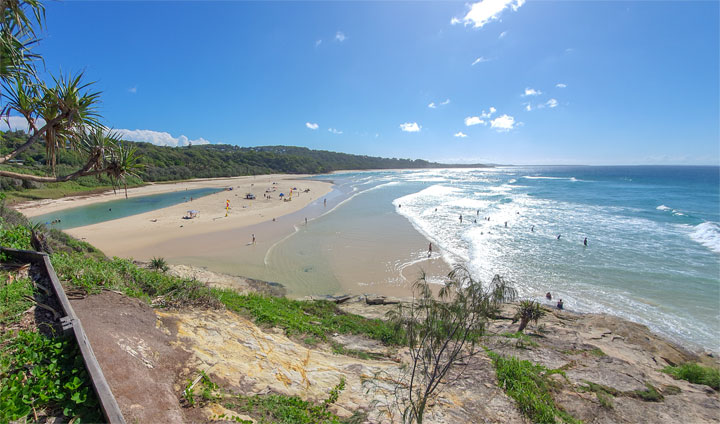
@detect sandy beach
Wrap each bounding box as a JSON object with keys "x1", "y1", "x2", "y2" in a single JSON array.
[{"x1": 15, "y1": 175, "x2": 333, "y2": 259}]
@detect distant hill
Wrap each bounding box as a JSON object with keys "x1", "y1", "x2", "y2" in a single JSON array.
[{"x1": 1, "y1": 130, "x2": 488, "y2": 181}]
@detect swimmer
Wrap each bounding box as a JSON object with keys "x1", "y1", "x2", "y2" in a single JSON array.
[{"x1": 584, "y1": 237, "x2": 588, "y2": 246}]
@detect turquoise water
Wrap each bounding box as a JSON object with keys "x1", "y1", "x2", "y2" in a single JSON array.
[
  {"x1": 295, "y1": 166, "x2": 719, "y2": 351},
  {"x1": 33, "y1": 187, "x2": 223, "y2": 230}
]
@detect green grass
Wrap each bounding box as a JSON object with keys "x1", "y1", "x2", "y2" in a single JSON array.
[
  {"x1": 214, "y1": 290, "x2": 403, "y2": 344},
  {"x1": 628, "y1": 383, "x2": 663, "y2": 402},
  {"x1": 489, "y1": 352, "x2": 581, "y2": 424},
  {"x1": 662, "y1": 363, "x2": 720, "y2": 390},
  {"x1": 0, "y1": 273, "x2": 35, "y2": 325},
  {"x1": 0, "y1": 330, "x2": 102, "y2": 422},
  {"x1": 224, "y1": 379, "x2": 348, "y2": 424},
  {"x1": 500, "y1": 331, "x2": 539, "y2": 348},
  {"x1": 0, "y1": 218, "x2": 33, "y2": 261}
]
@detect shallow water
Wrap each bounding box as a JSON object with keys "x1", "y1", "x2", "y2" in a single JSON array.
[
  {"x1": 286, "y1": 166, "x2": 719, "y2": 352},
  {"x1": 33, "y1": 187, "x2": 223, "y2": 230}
]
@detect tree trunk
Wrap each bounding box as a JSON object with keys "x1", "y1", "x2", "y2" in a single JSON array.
[{"x1": 518, "y1": 318, "x2": 529, "y2": 333}]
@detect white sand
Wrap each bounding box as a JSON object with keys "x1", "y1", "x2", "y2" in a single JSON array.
[{"x1": 14, "y1": 175, "x2": 332, "y2": 258}]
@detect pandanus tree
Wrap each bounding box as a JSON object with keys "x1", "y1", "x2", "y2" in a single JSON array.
[
  {"x1": 0, "y1": 0, "x2": 143, "y2": 190},
  {"x1": 513, "y1": 300, "x2": 545, "y2": 333}
]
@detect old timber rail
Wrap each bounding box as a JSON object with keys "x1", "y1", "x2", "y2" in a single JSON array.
[{"x1": 1, "y1": 247, "x2": 126, "y2": 424}]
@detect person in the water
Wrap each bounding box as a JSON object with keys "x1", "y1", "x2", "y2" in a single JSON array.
[{"x1": 584, "y1": 237, "x2": 588, "y2": 246}]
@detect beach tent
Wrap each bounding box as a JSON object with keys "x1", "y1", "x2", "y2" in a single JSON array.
[{"x1": 279, "y1": 193, "x2": 285, "y2": 197}]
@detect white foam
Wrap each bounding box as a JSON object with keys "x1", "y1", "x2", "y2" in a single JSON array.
[
  {"x1": 689, "y1": 222, "x2": 720, "y2": 254},
  {"x1": 657, "y1": 205, "x2": 671, "y2": 211}
]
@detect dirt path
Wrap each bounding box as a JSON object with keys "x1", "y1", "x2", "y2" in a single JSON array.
[{"x1": 70, "y1": 291, "x2": 190, "y2": 423}]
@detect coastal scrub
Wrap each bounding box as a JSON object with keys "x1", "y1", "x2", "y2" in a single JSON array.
[{"x1": 662, "y1": 363, "x2": 720, "y2": 391}]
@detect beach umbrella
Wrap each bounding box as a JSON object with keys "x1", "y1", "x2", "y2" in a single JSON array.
[{"x1": 279, "y1": 193, "x2": 285, "y2": 197}]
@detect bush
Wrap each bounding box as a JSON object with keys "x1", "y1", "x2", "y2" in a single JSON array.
[{"x1": 662, "y1": 363, "x2": 720, "y2": 390}]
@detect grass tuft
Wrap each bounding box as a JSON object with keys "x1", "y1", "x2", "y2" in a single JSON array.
[
  {"x1": 489, "y1": 352, "x2": 580, "y2": 424},
  {"x1": 662, "y1": 363, "x2": 720, "y2": 391}
]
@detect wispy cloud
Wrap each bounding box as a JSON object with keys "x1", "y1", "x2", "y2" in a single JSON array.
[
  {"x1": 328, "y1": 128, "x2": 343, "y2": 134},
  {"x1": 399, "y1": 122, "x2": 421, "y2": 132},
  {"x1": 306, "y1": 122, "x2": 319, "y2": 130},
  {"x1": 452, "y1": 0, "x2": 526, "y2": 29},
  {"x1": 471, "y1": 56, "x2": 491, "y2": 66},
  {"x1": 556, "y1": 83, "x2": 567, "y2": 88},
  {"x1": 335, "y1": 31, "x2": 346, "y2": 42},
  {"x1": 114, "y1": 129, "x2": 211, "y2": 147},
  {"x1": 499, "y1": 31, "x2": 508, "y2": 39},
  {"x1": 490, "y1": 114, "x2": 516, "y2": 132},
  {"x1": 546, "y1": 98, "x2": 558, "y2": 108},
  {"x1": 315, "y1": 39, "x2": 322, "y2": 47},
  {"x1": 454, "y1": 131, "x2": 468, "y2": 138},
  {"x1": 524, "y1": 103, "x2": 532, "y2": 112},
  {"x1": 523, "y1": 87, "x2": 542, "y2": 96},
  {"x1": 128, "y1": 86, "x2": 137, "y2": 94},
  {"x1": 428, "y1": 99, "x2": 450, "y2": 109},
  {"x1": 480, "y1": 107, "x2": 496, "y2": 118},
  {"x1": 464, "y1": 116, "x2": 486, "y2": 126}
]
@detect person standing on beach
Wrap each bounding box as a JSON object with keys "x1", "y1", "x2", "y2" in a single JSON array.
[
  {"x1": 252, "y1": 234, "x2": 256, "y2": 245},
  {"x1": 324, "y1": 198, "x2": 327, "y2": 206},
  {"x1": 557, "y1": 299, "x2": 564, "y2": 310},
  {"x1": 428, "y1": 243, "x2": 432, "y2": 257},
  {"x1": 305, "y1": 217, "x2": 308, "y2": 225}
]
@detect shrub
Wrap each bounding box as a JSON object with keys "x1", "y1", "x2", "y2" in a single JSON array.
[{"x1": 662, "y1": 363, "x2": 720, "y2": 390}]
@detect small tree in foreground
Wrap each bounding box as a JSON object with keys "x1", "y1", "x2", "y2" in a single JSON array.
[
  {"x1": 385, "y1": 266, "x2": 517, "y2": 424},
  {"x1": 513, "y1": 300, "x2": 545, "y2": 333}
]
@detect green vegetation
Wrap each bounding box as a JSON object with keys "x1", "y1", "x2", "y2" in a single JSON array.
[
  {"x1": 1, "y1": 129, "x2": 487, "y2": 203},
  {"x1": 513, "y1": 300, "x2": 545, "y2": 333},
  {"x1": 499, "y1": 331, "x2": 539, "y2": 348},
  {"x1": 0, "y1": 331, "x2": 101, "y2": 422},
  {"x1": 384, "y1": 267, "x2": 517, "y2": 424},
  {"x1": 214, "y1": 291, "x2": 401, "y2": 344},
  {"x1": 489, "y1": 352, "x2": 580, "y2": 424},
  {"x1": 0, "y1": 273, "x2": 34, "y2": 325},
  {"x1": 628, "y1": 383, "x2": 663, "y2": 402},
  {"x1": 226, "y1": 378, "x2": 348, "y2": 424},
  {"x1": 150, "y1": 256, "x2": 169, "y2": 273},
  {"x1": 662, "y1": 362, "x2": 720, "y2": 390}
]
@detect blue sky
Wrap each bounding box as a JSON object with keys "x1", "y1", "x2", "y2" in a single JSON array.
[{"x1": 3, "y1": 0, "x2": 719, "y2": 165}]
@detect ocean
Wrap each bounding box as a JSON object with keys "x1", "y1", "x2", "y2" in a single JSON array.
[{"x1": 291, "y1": 166, "x2": 719, "y2": 352}]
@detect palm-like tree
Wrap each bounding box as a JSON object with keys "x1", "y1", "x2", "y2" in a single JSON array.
[{"x1": 513, "y1": 300, "x2": 545, "y2": 333}]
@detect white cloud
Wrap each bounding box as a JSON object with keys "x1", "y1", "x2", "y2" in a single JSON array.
[
  {"x1": 453, "y1": 0, "x2": 526, "y2": 29},
  {"x1": 128, "y1": 86, "x2": 137, "y2": 94},
  {"x1": 399, "y1": 122, "x2": 421, "y2": 132},
  {"x1": 524, "y1": 103, "x2": 532, "y2": 112},
  {"x1": 315, "y1": 39, "x2": 322, "y2": 47},
  {"x1": 306, "y1": 122, "x2": 319, "y2": 130},
  {"x1": 480, "y1": 107, "x2": 497, "y2": 118},
  {"x1": 0, "y1": 116, "x2": 45, "y2": 132},
  {"x1": 499, "y1": 31, "x2": 508, "y2": 39},
  {"x1": 328, "y1": 128, "x2": 343, "y2": 134},
  {"x1": 428, "y1": 102, "x2": 436, "y2": 109},
  {"x1": 556, "y1": 83, "x2": 567, "y2": 88},
  {"x1": 523, "y1": 87, "x2": 542, "y2": 96},
  {"x1": 490, "y1": 114, "x2": 516, "y2": 132},
  {"x1": 440, "y1": 99, "x2": 451, "y2": 105},
  {"x1": 546, "y1": 98, "x2": 558, "y2": 108},
  {"x1": 464, "y1": 116, "x2": 486, "y2": 126},
  {"x1": 471, "y1": 56, "x2": 491, "y2": 66},
  {"x1": 454, "y1": 131, "x2": 468, "y2": 138},
  {"x1": 114, "y1": 129, "x2": 211, "y2": 147},
  {"x1": 335, "y1": 31, "x2": 346, "y2": 42}
]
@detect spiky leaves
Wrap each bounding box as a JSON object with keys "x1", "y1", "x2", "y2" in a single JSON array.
[{"x1": 513, "y1": 300, "x2": 545, "y2": 333}]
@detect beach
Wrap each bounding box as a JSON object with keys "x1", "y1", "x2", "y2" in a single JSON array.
[{"x1": 17, "y1": 174, "x2": 333, "y2": 260}]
